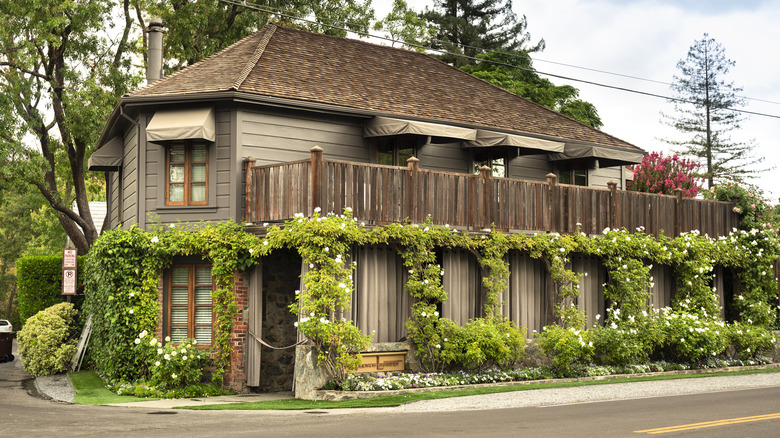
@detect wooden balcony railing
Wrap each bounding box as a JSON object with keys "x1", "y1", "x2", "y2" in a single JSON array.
[{"x1": 244, "y1": 147, "x2": 738, "y2": 238}]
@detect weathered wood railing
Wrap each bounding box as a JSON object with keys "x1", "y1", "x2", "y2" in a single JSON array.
[{"x1": 244, "y1": 147, "x2": 738, "y2": 238}]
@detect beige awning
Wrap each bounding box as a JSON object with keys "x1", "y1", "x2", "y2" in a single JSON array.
[
  {"x1": 464, "y1": 130, "x2": 565, "y2": 153},
  {"x1": 364, "y1": 116, "x2": 477, "y2": 140},
  {"x1": 146, "y1": 107, "x2": 215, "y2": 144},
  {"x1": 548, "y1": 143, "x2": 644, "y2": 166},
  {"x1": 88, "y1": 136, "x2": 123, "y2": 171}
]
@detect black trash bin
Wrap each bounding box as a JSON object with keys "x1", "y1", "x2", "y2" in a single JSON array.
[{"x1": 0, "y1": 332, "x2": 14, "y2": 362}]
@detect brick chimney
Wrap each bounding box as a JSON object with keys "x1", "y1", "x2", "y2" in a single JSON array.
[{"x1": 146, "y1": 18, "x2": 164, "y2": 84}]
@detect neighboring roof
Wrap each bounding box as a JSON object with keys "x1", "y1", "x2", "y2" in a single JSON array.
[{"x1": 127, "y1": 24, "x2": 641, "y2": 152}]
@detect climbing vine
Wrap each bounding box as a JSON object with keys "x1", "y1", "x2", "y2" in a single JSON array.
[{"x1": 84, "y1": 210, "x2": 780, "y2": 386}]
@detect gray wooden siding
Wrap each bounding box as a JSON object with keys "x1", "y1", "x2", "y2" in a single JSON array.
[
  {"x1": 143, "y1": 108, "x2": 233, "y2": 226},
  {"x1": 589, "y1": 165, "x2": 624, "y2": 189},
  {"x1": 109, "y1": 171, "x2": 120, "y2": 228},
  {"x1": 122, "y1": 123, "x2": 138, "y2": 229},
  {"x1": 507, "y1": 154, "x2": 551, "y2": 181},
  {"x1": 239, "y1": 109, "x2": 368, "y2": 167},
  {"x1": 418, "y1": 142, "x2": 469, "y2": 173}
]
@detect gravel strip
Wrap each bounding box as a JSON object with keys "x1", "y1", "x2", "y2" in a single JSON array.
[
  {"x1": 393, "y1": 373, "x2": 780, "y2": 412},
  {"x1": 34, "y1": 374, "x2": 77, "y2": 403}
]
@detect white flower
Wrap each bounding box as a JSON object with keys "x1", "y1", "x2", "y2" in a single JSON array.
[
  {"x1": 134, "y1": 338, "x2": 141, "y2": 345},
  {"x1": 169, "y1": 223, "x2": 175, "y2": 228},
  {"x1": 324, "y1": 246, "x2": 329, "y2": 252},
  {"x1": 171, "y1": 350, "x2": 177, "y2": 357},
  {"x1": 181, "y1": 348, "x2": 187, "y2": 354},
  {"x1": 434, "y1": 311, "x2": 439, "y2": 317},
  {"x1": 157, "y1": 348, "x2": 164, "y2": 355},
  {"x1": 595, "y1": 314, "x2": 601, "y2": 321},
  {"x1": 154, "y1": 361, "x2": 160, "y2": 367},
  {"x1": 421, "y1": 311, "x2": 427, "y2": 317},
  {"x1": 150, "y1": 236, "x2": 159, "y2": 243},
  {"x1": 435, "y1": 344, "x2": 441, "y2": 349},
  {"x1": 164, "y1": 354, "x2": 171, "y2": 360},
  {"x1": 129, "y1": 309, "x2": 134, "y2": 314},
  {"x1": 130, "y1": 293, "x2": 135, "y2": 298},
  {"x1": 172, "y1": 373, "x2": 178, "y2": 379},
  {"x1": 320, "y1": 317, "x2": 329, "y2": 324},
  {"x1": 263, "y1": 240, "x2": 268, "y2": 246},
  {"x1": 314, "y1": 206, "x2": 321, "y2": 213},
  {"x1": 165, "y1": 336, "x2": 171, "y2": 343},
  {"x1": 150, "y1": 338, "x2": 158, "y2": 346},
  {"x1": 263, "y1": 223, "x2": 269, "y2": 227},
  {"x1": 249, "y1": 248, "x2": 254, "y2": 254},
  {"x1": 294, "y1": 321, "x2": 299, "y2": 327}
]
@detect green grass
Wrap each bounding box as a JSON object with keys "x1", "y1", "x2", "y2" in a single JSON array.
[
  {"x1": 176, "y1": 367, "x2": 780, "y2": 411},
  {"x1": 68, "y1": 371, "x2": 159, "y2": 406}
]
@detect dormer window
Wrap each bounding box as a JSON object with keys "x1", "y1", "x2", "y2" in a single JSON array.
[{"x1": 166, "y1": 142, "x2": 208, "y2": 205}]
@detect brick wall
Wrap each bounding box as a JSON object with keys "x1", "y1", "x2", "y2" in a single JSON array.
[{"x1": 223, "y1": 272, "x2": 249, "y2": 392}]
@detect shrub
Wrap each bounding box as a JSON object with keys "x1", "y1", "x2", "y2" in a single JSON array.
[
  {"x1": 16, "y1": 255, "x2": 85, "y2": 328},
  {"x1": 439, "y1": 317, "x2": 526, "y2": 372},
  {"x1": 627, "y1": 151, "x2": 702, "y2": 197},
  {"x1": 727, "y1": 322, "x2": 776, "y2": 359},
  {"x1": 17, "y1": 302, "x2": 79, "y2": 376},
  {"x1": 590, "y1": 319, "x2": 660, "y2": 367},
  {"x1": 658, "y1": 310, "x2": 729, "y2": 364},
  {"x1": 137, "y1": 334, "x2": 209, "y2": 388},
  {"x1": 536, "y1": 324, "x2": 593, "y2": 375}
]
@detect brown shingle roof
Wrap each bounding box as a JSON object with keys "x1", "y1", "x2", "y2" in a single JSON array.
[{"x1": 130, "y1": 24, "x2": 640, "y2": 151}]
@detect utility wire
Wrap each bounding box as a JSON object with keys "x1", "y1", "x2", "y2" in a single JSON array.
[{"x1": 217, "y1": 0, "x2": 780, "y2": 119}]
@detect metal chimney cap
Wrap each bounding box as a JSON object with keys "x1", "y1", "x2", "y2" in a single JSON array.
[{"x1": 149, "y1": 18, "x2": 164, "y2": 30}]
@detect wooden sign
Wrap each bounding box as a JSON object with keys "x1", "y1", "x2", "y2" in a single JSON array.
[
  {"x1": 62, "y1": 249, "x2": 78, "y2": 295},
  {"x1": 354, "y1": 351, "x2": 406, "y2": 373}
]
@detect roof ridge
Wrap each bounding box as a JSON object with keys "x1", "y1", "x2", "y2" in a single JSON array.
[
  {"x1": 128, "y1": 26, "x2": 269, "y2": 97},
  {"x1": 231, "y1": 24, "x2": 277, "y2": 91}
]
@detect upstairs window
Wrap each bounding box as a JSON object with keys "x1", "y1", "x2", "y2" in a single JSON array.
[
  {"x1": 558, "y1": 166, "x2": 588, "y2": 186},
  {"x1": 166, "y1": 142, "x2": 208, "y2": 206},
  {"x1": 168, "y1": 264, "x2": 213, "y2": 346},
  {"x1": 376, "y1": 135, "x2": 417, "y2": 166},
  {"x1": 473, "y1": 150, "x2": 507, "y2": 178}
]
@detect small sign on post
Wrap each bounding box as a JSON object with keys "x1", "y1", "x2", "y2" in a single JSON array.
[{"x1": 62, "y1": 249, "x2": 78, "y2": 295}]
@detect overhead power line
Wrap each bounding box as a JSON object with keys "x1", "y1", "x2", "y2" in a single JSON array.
[{"x1": 217, "y1": 0, "x2": 780, "y2": 119}]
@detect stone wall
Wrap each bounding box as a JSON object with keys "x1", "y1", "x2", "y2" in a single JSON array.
[{"x1": 258, "y1": 250, "x2": 301, "y2": 392}]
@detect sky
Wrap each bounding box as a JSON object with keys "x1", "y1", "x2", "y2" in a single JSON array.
[{"x1": 373, "y1": 0, "x2": 780, "y2": 199}]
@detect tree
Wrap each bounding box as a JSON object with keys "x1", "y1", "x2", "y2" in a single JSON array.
[
  {"x1": 662, "y1": 34, "x2": 765, "y2": 188},
  {"x1": 149, "y1": 0, "x2": 375, "y2": 69},
  {"x1": 373, "y1": 0, "x2": 435, "y2": 50},
  {"x1": 421, "y1": 0, "x2": 544, "y2": 67},
  {"x1": 0, "y1": 0, "x2": 376, "y2": 255},
  {"x1": 461, "y1": 51, "x2": 603, "y2": 129},
  {"x1": 0, "y1": 0, "x2": 140, "y2": 254}
]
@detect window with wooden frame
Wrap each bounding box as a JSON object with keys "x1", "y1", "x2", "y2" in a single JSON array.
[
  {"x1": 168, "y1": 265, "x2": 214, "y2": 346},
  {"x1": 166, "y1": 142, "x2": 208, "y2": 206},
  {"x1": 376, "y1": 135, "x2": 417, "y2": 166},
  {"x1": 473, "y1": 150, "x2": 508, "y2": 178},
  {"x1": 557, "y1": 162, "x2": 588, "y2": 186}
]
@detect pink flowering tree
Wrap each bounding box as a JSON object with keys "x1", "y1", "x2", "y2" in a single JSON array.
[{"x1": 627, "y1": 152, "x2": 702, "y2": 197}]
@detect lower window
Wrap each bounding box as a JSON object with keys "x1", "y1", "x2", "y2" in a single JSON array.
[{"x1": 168, "y1": 264, "x2": 213, "y2": 346}]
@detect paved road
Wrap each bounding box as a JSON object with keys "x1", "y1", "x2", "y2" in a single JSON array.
[{"x1": 5, "y1": 340, "x2": 780, "y2": 437}]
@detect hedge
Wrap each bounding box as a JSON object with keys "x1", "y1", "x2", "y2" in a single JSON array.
[{"x1": 16, "y1": 255, "x2": 85, "y2": 328}]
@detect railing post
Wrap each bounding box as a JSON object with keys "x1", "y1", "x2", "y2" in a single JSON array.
[
  {"x1": 310, "y1": 146, "x2": 323, "y2": 215},
  {"x1": 546, "y1": 173, "x2": 557, "y2": 233},
  {"x1": 674, "y1": 188, "x2": 684, "y2": 237},
  {"x1": 244, "y1": 157, "x2": 256, "y2": 223},
  {"x1": 406, "y1": 156, "x2": 419, "y2": 223},
  {"x1": 480, "y1": 165, "x2": 492, "y2": 229},
  {"x1": 607, "y1": 180, "x2": 618, "y2": 233}
]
